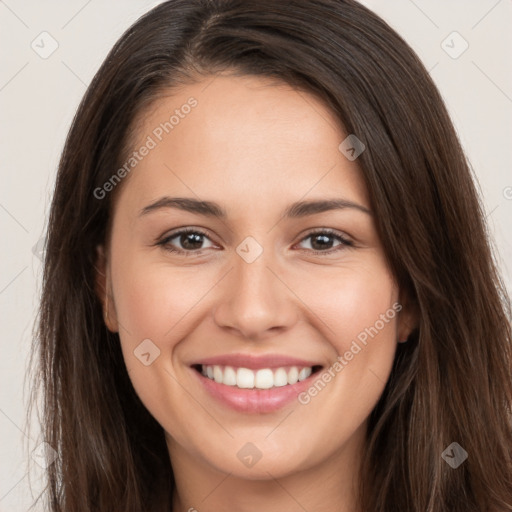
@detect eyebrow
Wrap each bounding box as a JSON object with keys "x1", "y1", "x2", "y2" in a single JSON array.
[{"x1": 138, "y1": 196, "x2": 372, "y2": 218}]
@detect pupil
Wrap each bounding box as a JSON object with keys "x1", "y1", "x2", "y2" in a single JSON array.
[
  {"x1": 182, "y1": 233, "x2": 203, "y2": 250},
  {"x1": 312, "y1": 234, "x2": 332, "y2": 251}
]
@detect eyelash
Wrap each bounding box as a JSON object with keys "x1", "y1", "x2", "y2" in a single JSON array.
[{"x1": 156, "y1": 227, "x2": 354, "y2": 257}]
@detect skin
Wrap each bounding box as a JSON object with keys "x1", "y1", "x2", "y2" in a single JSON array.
[{"x1": 96, "y1": 72, "x2": 416, "y2": 512}]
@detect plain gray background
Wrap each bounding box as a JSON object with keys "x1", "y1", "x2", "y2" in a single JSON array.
[{"x1": 1, "y1": 0, "x2": 511, "y2": 509}]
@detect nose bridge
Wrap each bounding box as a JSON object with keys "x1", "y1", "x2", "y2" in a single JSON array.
[
  {"x1": 212, "y1": 237, "x2": 298, "y2": 338},
  {"x1": 233, "y1": 242, "x2": 281, "y2": 316},
  {"x1": 236, "y1": 248, "x2": 274, "y2": 301},
  {"x1": 233, "y1": 233, "x2": 277, "y2": 299}
]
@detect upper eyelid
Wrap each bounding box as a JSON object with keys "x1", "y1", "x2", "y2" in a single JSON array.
[{"x1": 161, "y1": 227, "x2": 214, "y2": 243}]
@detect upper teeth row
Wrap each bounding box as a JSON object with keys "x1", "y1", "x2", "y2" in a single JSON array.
[{"x1": 201, "y1": 365, "x2": 313, "y2": 389}]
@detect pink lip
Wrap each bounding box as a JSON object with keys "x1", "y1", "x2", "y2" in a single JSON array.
[
  {"x1": 192, "y1": 353, "x2": 321, "y2": 370},
  {"x1": 193, "y1": 372, "x2": 317, "y2": 413}
]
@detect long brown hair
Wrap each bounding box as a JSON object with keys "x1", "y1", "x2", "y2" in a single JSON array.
[{"x1": 26, "y1": 0, "x2": 512, "y2": 510}]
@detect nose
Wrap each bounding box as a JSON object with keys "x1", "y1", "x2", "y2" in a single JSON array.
[{"x1": 212, "y1": 248, "x2": 299, "y2": 341}]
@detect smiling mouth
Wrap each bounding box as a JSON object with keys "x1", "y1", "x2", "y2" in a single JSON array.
[{"x1": 192, "y1": 364, "x2": 323, "y2": 390}]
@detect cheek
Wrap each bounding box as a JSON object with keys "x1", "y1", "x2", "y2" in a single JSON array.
[
  {"x1": 291, "y1": 260, "x2": 399, "y2": 419},
  {"x1": 292, "y1": 257, "x2": 398, "y2": 352},
  {"x1": 109, "y1": 254, "x2": 204, "y2": 430},
  {"x1": 111, "y1": 254, "x2": 210, "y2": 341},
  {"x1": 330, "y1": 280, "x2": 398, "y2": 354}
]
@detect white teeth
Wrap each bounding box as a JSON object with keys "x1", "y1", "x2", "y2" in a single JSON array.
[
  {"x1": 200, "y1": 365, "x2": 315, "y2": 389},
  {"x1": 236, "y1": 367, "x2": 254, "y2": 389},
  {"x1": 298, "y1": 367, "x2": 312, "y2": 381},
  {"x1": 255, "y1": 369, "x2": 274, "y2": 389},
  {"x1": 287, "y1": 367, "x2": 299, "y2": 385},
  {"x1": 273, "y1": 368, "x2": 288, "y2": 387},
  {"x1": 213, "y1": 365, "x2": 223, "y2": 383},
  {"x1": 223, "y1": 366, "x2": 237, "y2": 386}
]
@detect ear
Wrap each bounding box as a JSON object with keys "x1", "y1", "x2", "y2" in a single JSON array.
[
  {"x1": 94, "y1": 244, "x2": 119, "y2": 332},
  {"x1": 396, "y1": 289, "x2": 419, "y2": 343}
]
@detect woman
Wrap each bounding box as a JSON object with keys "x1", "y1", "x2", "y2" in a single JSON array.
[{"x1": 27, "y1": 0, "x2": 512, "y2": 510}]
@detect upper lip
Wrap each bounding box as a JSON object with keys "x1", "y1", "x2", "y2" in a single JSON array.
[{"x1": 191, "y1": 353, "x2": 323, "y2": 370}]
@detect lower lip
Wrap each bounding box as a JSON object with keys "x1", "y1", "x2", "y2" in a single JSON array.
[{"x1": 191, "y1": 368, "x2": 320, "y2": 413}]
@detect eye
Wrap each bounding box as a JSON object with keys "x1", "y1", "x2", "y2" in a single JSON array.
[
  {"x1": 157, "y1": 228, "x2": 216, "y2": 256},
  {"x1": 156, "y1": 227, "x2": 353, "y2": 257},
  {"x1": 295, "y1": 229, "x2": 354, "y2": 254}
]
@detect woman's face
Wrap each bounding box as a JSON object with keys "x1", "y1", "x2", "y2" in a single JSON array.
[{"x1": 97, "y1": 73, "x2": 414, "y2": 481}]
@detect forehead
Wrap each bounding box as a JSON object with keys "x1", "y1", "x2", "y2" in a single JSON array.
[{"x1": 117, "y1": 73, "x2": 369, "y2": 214}]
